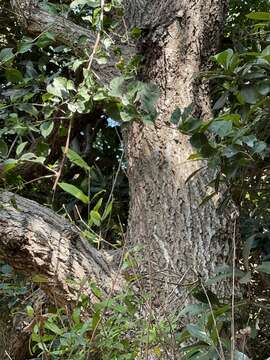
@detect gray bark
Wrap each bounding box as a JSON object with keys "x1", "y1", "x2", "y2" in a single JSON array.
[
  {"x1": 124, "y1": 0, "x2": 234, "y2": 308},
  {"x1": 0, "y1": 191, "x2": 123, "y2": 306}
]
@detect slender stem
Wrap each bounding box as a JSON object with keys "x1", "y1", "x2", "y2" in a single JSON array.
[{"x1": 231, "y1": 214, "x2": 237, "y2": 359}]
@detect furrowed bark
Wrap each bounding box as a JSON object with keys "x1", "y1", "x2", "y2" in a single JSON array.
[
  {"x1": 10, "y1": 0, "x2": 134, "y2": 83},
  {"x1": 0, "y1": 191, "x2": 123, "y2": 306},
  {"x1": 124, "y1": 0, "x2": 235, "y2": 308}
]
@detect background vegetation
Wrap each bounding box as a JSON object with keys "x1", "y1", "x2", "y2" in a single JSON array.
[{"x1": 1, "y1": 0, "x2": 270, "y2": 359}]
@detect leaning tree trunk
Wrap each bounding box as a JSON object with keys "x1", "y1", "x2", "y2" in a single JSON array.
[
  {"x1": 124, "y1": 0, "x2": 234, "y2": 309},
  {"x1": 1, "y1": 0, "x2": 237, "y2": 358}
]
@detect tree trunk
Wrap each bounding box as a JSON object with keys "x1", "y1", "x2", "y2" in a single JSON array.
[
  {"x1": 1, "y1": 0, "x2": 237, "y2": 358},
  {"x1": 124, "y1": 0, "x2": 234, "y2": 308}
]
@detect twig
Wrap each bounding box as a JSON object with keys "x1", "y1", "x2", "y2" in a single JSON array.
[
  {"x1": 231, "y1": 214, "x2": 238, "y2": 359},
  {"x1": 87, "y1": 0, "x2": 105, "y2": 70},
  {"x1": 201, "y1": 281, "x2": 225, "y2": 360},
  {"x1": 4, "y1": 351, "x2": 13, "y2": 360},
  {"x1": 52, "y1": 118, "x2": 73, "y2": 194}
]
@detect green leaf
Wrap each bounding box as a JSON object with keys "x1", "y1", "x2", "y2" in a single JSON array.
[
  {"x1": 66, "y1": 148, "x2": 90, "y2": 171},
  {"x1": 208, "y1": 120, "x2": 232, "y2": 138},
  {"x1": 257, "y1": 81, "x2": 270, "y2": 95},
  {"x1": 170, "y1": 107, "x2": 182, "y2": 125},
  {"x1": 240, "y1": 86, "x2": 258, "y2": 104},
  {"x1": 72, "y1": 307, "x2": 81, "y2": 324},
  {"x1": 0, "y1": 48, "x2": 14, "y2": 63},
  {"x1": 2, "y1": 159, "x2": 17, "y2": 173},
  {"x1": 186, "y1": 324, "x2": 212, "y2": 345},
  {"x1": 223, "y1": 145, "x2": 239, "y2": 158},
  {"x1": 26, "y1": 305, "x2": 34, "y2": 317},
  {"x1": 93, "y1": 198, "x2": 103, "y2": 212},
  {"x1": 253, "y1": 141, "x2": 266, "y2": 154},
  {"x1": 70, "y1": 0, "x2": 99, "y2": 10},
  {"x1": 213, "y1": 92, "x2": 228, "y2": 110},
  {"x1": 192, "y1": 288, "x2": 220, "y2": 306},
  {"x1": 0, "y1": 140, "x2": 8, "y2": 157},
  {"x1": 102, "y1": 200, "x2": 113, "y2": 221},
  {"x1": 58, "y1": 182, "x2": 89, "y2": 204},
  {"x1": 40, "y1": 121, "x2": 54, "y2": 138},
  {"x1": 90, "y1": 210, "x2": 101, "y2": 226},
  {"x1": 257, "y1": 261, "x2": 270, "y2": 274},
  {"x1": 190, "y1": 133, "x2": 208, "y2": 149},
  {"x1": 246, "y1": 12, "x2": 270, "y2": 21},
  {"x1": 5, "y1": 68, "x2": 23, "y2": 83},
  {"x1": 179, "y1": 117, "x2": 203, "y2": 134},
  {"x1": 135, "y1": 82, "x2": 160, "y2": 121},
  {"x1": 109, "y1": 76, "x2": 126, "y2": 97},
  {"x1": 234, "y1": 350, "x2": 251, "y2": 360},
  {"x1": 36, "y1": 32, "x2": 56, "y2": 48},
  {"x1": 44, "y1": 322, "x2": 64, "y2": 336},
  {"x1": 47, "y1": 77, "x2": 68, "y2": 98},
  {"x1": 212, "y1": 48, "x2": 234, "y2": 70},
  {"x1": 18, "y1": 38, "x2": 33, "y2": 53},
  {"x1": 16, "y1": 142, "x2": 28, "y2": 156}
]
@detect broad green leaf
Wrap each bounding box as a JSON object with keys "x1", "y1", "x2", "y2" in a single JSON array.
[
  {"x1": 186, "y1": 324, "x2": 212, "y2": 345},
  {"x1": 240, "y1": 86, "x2": 258, "y2": 104},
  {"x1": 44, "y1": 322, "x2": 64, "y2": 335},
  {"x1": 109, "y1": 76, "x2": 125, "y2": 97},
  {"x1": 66, "y1": 148, "x2": 90, "y2": 171},
  {"x1": 253, "y1": 141, "x2": 266, "y2": 154},
  {"x1": 5, "y1": 68, "x2": 23, "y2": 83},
  {"x1": 213, "y1": 92, "x2": 228, "y2": 110},
  {"x1": 90, "y1": 210, "x2": 101, "y2": 226},
  {"x1": 16, "y1": 142, "x2": 28, "y2": 156},
  {"x1": 246, "y1": 12, "x2": 270, "y2": 21},
  {"x1": 257, "y1": 261, "x2": 270, "y2": 274},
  {"x1": 208, "y1": 120, "x2": 232, "y2": 138},
  {"x1": 18, "y1": 38, "x2": 33, "y2": 53},
  {"x1": 0, "y1": 48, "x2": 14, "y2": 63},
  {"x1": 58, "y1": 182, "x2": 89, "y2": 204},
  {"x1": 179, "y1": 117, "x2": 203, "y2": 134},
  {"x1": 36, "y1": 32, "x2": 56, "y2": 48},
  {"x1": 40, "y1": 121, "x2": 54, "y2": 138},
  {"x1": 223, "y1": 145, "x2": 239, "y2": 158},
  {"x1": 47, "y1": 77, "x2": 68, "y2": 98},
  {"x1": 192, "y1": 288, "x2": 220, "y2": 306},
  {"x1": 212, "y1": 48, "x2": 234, "y2": 70}
]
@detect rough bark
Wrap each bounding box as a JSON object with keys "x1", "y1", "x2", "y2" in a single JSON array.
[
  {"x1": 0, "y1": 191, "x2": 123, "y2": 306},
  {"x1": 1, "y1": 0, "x2": 237, "y2": 357},
  {"x1": 124, "y1": 0, "x2": 234, "y2": 308}
]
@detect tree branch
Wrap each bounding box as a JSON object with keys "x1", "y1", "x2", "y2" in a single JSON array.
[
  {"x1": 10, "y1": 0, "x2": 135, "y2": 83},
  {"x1": 0, "y1": 191, "x2": 123, "y2": 306}
]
